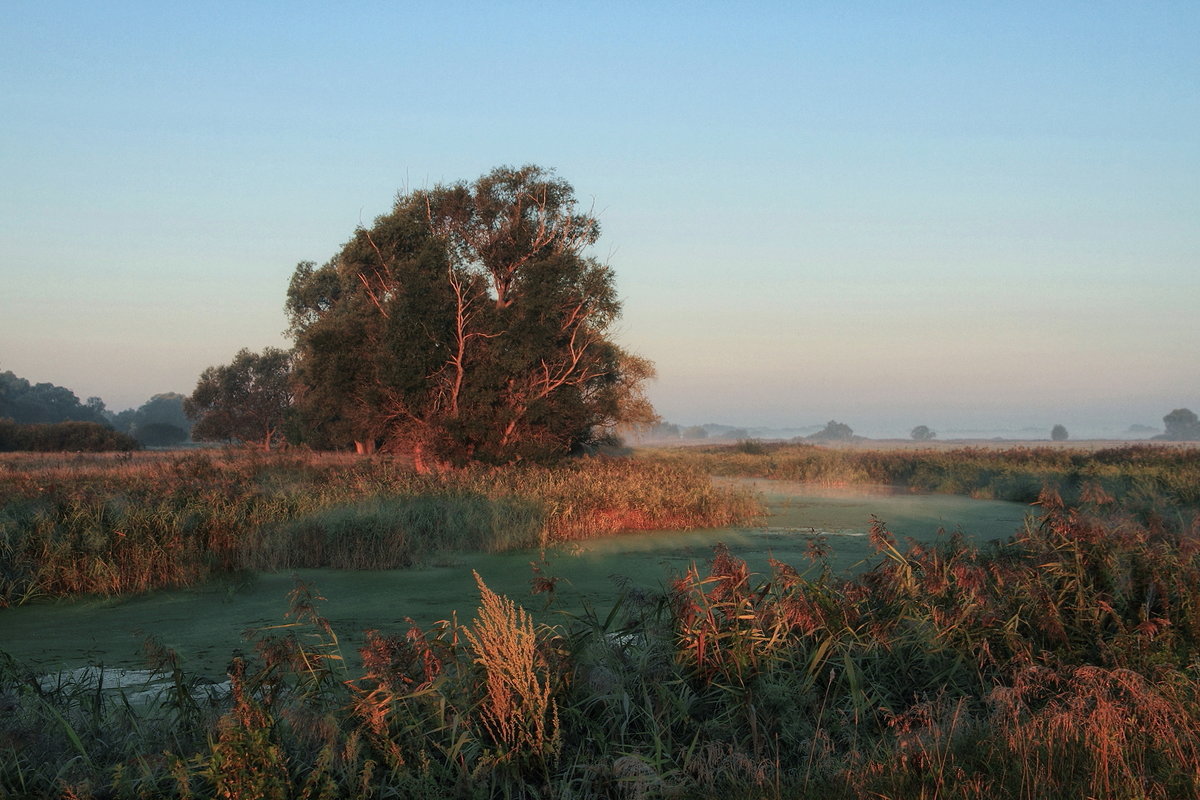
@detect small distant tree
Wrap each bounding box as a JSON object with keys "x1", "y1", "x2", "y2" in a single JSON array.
[
  {"x1": 185, "y1": 348, "x2": 293, "y2": 450},
  {"x1": 911, "y1": 425, "x2": 936, "y2": 441},
  {"x1": 135, "y1": 393, "x2": 192, "y2": 435},
  {"x1": 108, "y1": 407, "x2": 137, "y2": 433},
  {"x1": 809, "y1": 420, "x2": 854, "y2": 441},
  {"x1": 1161, "y1": 408, "x2": 1200, "y2": 441},
  {"x1": 1051, "y1": 424, "x2": 1069, "y2": 441},
  {"x1": 135, "y1": 422, "x2": 188, "y2": 447},
  {"x1": 115, "y1": 392, "x2": 194, "y2": 445}
]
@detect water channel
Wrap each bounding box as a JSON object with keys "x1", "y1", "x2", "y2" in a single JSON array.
[{"x1": 2, "y1": 479, "x2": 1035, "y2": 679}]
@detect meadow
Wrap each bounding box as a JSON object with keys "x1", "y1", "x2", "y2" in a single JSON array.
[{"x1": 2, "y1": 443, "x2": 1199, "y2": 798}]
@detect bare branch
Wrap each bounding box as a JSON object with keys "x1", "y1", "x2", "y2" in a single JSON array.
[{"x1": 357, "y1": 273, "x2": 391, "y2": 318}]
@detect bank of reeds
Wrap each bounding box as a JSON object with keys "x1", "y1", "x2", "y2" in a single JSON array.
[
  {"x1": 4, "y1": 487, "x2": 1200, "y2": 798},
  {"x1": 646, "y1": 440, "x2": 1200, "y2": 510},
  {"x1": 0, "y1": 450, "x2": 758, "y2": 605}
]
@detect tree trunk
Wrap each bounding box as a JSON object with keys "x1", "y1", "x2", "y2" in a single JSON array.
[{"x1": 412, "y1": 440, "x2": 430, "y2": 474}]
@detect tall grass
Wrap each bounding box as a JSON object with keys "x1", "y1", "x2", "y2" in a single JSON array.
[
  {"x1": 5, "y1": 482, "x2": 1200, "y2": 798},
  {"x1": 0, "y1": 450, "x2": 758, "y2": 605},
  {"x1": 5, "y1": 445, "x2": 1200, "y2": 797},
  {"x1": 646, "y1": 440, "x2": 1200, "y2": 508}
]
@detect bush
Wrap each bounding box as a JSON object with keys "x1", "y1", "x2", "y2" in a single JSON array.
[
  {"x1": 911, "y1": 425, "x2": 936, "y2": 441},
  {"x1": 0, "y1": 418, "x2": 139, "y2": 452},
  {"x1": 809, "y1": 420, "x2": 855, "y2": 441}
]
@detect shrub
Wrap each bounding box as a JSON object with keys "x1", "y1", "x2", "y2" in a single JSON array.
[{"x1": 0, "y1": 418, "x2": 139, "y2": 452}]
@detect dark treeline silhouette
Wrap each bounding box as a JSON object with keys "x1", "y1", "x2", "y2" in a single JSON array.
[
  {"x1": 110, "y1": 392, "x2": 193, "y2": 446},
  {"x1": 0, "y1": 370, "x2": 194, "y2": 451},
  {"x1": 0, "y1": 419, "x2": 137, "y2": 452},
  {"x1": 0, "y1": 370, "x2": 107, "y2": 425},
  {"x1": 807, "y1": 420, "x2": 856, "y2": 441},
  {"x1": 1157, "y1": 408, "x2": 1200, "y2": 441}
]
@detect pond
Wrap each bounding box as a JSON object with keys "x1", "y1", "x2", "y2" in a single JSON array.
[{"x1": 2, "y1": 480, "x2": 1034, "y2": 679}]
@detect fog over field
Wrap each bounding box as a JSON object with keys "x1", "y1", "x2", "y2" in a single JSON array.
[{"x1": 658, "y1": 414, "x2": 1167, "y2": 443}]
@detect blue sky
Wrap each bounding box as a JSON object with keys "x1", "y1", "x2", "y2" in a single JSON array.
[{"x1": 2, "y1": 2, "x2": 1197, "y2": 437}]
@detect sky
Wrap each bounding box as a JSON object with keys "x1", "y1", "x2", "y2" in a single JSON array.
[{"x1": 2, "y1": 2, "x2": 1197, "y2": 438}]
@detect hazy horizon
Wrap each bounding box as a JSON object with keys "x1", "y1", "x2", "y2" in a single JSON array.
[{"x1": 3, "y1": 4, "x2": 1197, "y2": 433}]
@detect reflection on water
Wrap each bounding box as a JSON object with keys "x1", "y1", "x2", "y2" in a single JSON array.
[{"x1": 4, "y1": 480, "x2": 1034, "y2": 678}]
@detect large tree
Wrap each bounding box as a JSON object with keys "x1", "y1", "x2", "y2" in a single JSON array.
[
  {"x1": 1161, "y1": 408, "x2": 1200, "y2": 441},
  {"x1": 287, "y1": 165, "x2": 655, "y2": 467},
  {"x1": 185, "y1": 348, "x2": 293, "y2": 449}
]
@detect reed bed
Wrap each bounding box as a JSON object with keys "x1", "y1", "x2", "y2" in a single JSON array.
[
  {"x1": 4, "y1": 485, "x2": 1199, "y2": 798},
  {"x1": 5, "y1": 445, "x2": 1200, "y2": 797},
  {"x1": 644, "y1": 440, "x2": 1200, "y2": 510},
  {"x1": 0, "y1": 449, "x2": 758, "y2": 605}
]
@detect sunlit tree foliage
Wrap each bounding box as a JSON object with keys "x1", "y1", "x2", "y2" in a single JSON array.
[{"x1": 286, "y1": 165, "x2": 656, "y2": 468}]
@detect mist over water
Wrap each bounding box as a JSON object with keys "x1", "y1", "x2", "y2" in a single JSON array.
[{"x1": 4, "y1": 484, "x2": 1032, "y2": 679}]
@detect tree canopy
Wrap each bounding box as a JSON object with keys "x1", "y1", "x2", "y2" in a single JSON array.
[
  {"x1": 809, "y1": 421, "x2": 855, "y2": 442},
  {"x1": 286, "y1": 165, "x2": 655, "y2": 467},
  {"x1": 185, "y1": 348, "x2": 293, "y2": 449},
  {"x1": 0, "y1": 419, "x2": 138, "y2": 452},
  {"x1": 0, "y1": 370, "x2": 107, "y2": 425},
  {"x1": 1160, "y1": 408, "x2": 1200, "y2": 441},
  {"x1": 911, "y1": 425, "x2": 936, "y2": 441},
  {"x1": 111, "y1": 392, "x2": 192, "y2": 446}
]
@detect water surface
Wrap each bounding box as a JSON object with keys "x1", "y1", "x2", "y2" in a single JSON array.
[{"x1": 2, "y1": 480, "x2": 1033, "y2": 678}]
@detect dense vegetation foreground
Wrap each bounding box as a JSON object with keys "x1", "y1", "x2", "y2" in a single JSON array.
[
  {"x1": 0, "y1": 449, "x2": 754, "y2": 605},
  {"x1": 2, "y1": 445, "x2": 1200, "y2": 798}
]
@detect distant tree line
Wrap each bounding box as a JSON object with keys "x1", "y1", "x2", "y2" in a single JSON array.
[
  {"x1": 0, "y1": 370, "x2": 108, "y2": 425},
  {"x1": 0, "y1": 370, "x2": 194, "y2": 451},
  {"x1": 108, "y1": 393, "x2": 193, "y2": 446},
  {"x1": 644, "y1": 422, "x2": 755, "y2": 441},
  {"x1": 0, "y1": 419, "x2": 137, "y2": 452}
]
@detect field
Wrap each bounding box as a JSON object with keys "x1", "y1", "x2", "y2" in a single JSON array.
[{"x1": 2, "y1": 443, "x2": 1200, "y2": 798}]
